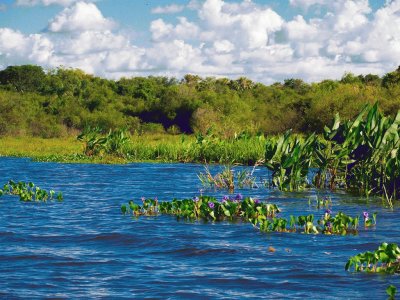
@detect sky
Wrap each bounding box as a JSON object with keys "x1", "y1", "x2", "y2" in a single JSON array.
[{"x1": 0, "y1": 0, "x2": 398, "y2": 83}]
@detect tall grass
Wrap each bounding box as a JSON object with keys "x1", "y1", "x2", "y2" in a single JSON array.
[
  {"x1": 264, "y1": 103, "x2": 400, "y2": 203},
  {"x1": 0, "y1": 132, "x2": 267, "y2": 164}
]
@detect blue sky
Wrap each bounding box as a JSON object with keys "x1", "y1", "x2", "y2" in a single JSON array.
[{"x1": 0, "y1": 0, "x2": 397, "y2": 83}]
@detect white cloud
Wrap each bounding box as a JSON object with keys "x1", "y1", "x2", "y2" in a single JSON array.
[
  {"x1": 48, "y1": 2, "x2": 114, "y2": 32},
  {"x1": 1, "y1": 0, "x2": 400, "y2": 83},
  {"x1": 213, "y1": 40, "x2": 235, "y2": 53},
  {"x1": 150, "y1": 17, "x2": 199, "y2": 42},
  {"x1": 0, "y1": 4, "x2": 7, "y2": 11},
  {"x1": 151, "y1": 4, "x2": 184, "y2": 14}
]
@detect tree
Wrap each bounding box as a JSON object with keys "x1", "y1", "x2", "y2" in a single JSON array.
[{"x1": 0, "y1": 65, "x2": 46, "y2": 93}]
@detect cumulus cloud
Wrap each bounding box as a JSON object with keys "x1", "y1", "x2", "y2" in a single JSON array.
[
  {"x1": 151, "y1": 4, "x2": 185, "y2": 14},
  {"x1": 48, "y1": 2, "x2": 114, "y2": 32},
  {"x1": 150, "y1": 17, "x2": 199, "y2": 42},
  {"x1": 1, "y1": 0, "x2": 400, "y2": 83}
]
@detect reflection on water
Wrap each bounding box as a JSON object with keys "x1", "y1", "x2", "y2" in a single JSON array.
[{"x1": 0, "y1": 157, "x2": 399, "y2": 298}]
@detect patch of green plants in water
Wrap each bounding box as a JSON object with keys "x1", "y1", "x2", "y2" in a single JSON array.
[
  {"x1": 122, "y1": 195, "x2": 280, "y2": 222},
  {"x1": 197, "y1": 165, "x2": 259, "y2": 192},
  {"x1": 345, "y1": 243, "x2": 400, "y2": 274},
  {"x1": 121, "y1": 195, "x2": 372, "y2": 236},
  {"x1": 387, "y1": 285, "x2": 397, "y2": 299},
  {"x1": 0, "y1": 180, "x2": 63, "y2": 202},
  {"x1": 255, "y1": 210, "x2": 362, "y2": 235},
  {"x1": 308, "y1": 195, "x2": 332, "y2": 209},
  {"x1": 264, "y1": 103, "x2": 400, "y2": 206}
]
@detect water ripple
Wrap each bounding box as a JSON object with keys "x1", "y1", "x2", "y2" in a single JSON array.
[{"x1": 0, "y1": 157, "x2": 399, "y2": 299}]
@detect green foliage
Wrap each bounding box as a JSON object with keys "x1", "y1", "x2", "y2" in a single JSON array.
[
  {"x1": 77, "y1": 126, "x2": 107, "y2": 156},
  {"x1": 263, "y1": 103, "x2": 400, "y2": 202},
  {"x1": 197, "y1": 165, "x2": 257, "y2": 191},
  {"x1": 122, "y1": 195, "x2": 280, "y2": 223},
  {"x1": 77, "y1": 127, "x2": 130, "y2": 157},
  {"x1": 121, "y1": 196, "x2": 362, "y2": 236},
  {"x1": 0, "y1": 65, "x2": 46, "y2": 93},
  {"x1": 387, "y1": 285, "x2": 397, "y2": 299},
  {"x1": 2, "y1": 64, "x2": 400, "y2": 139},
  {"x1": 265, "y1": 131, "x2": 316, "y2": 191},
  {"x1": 0, "y1": 180, "x2": 63, "y2": 202},
  {"x1": 345, "y1": 243, "x2": 400, "y2": 274}
]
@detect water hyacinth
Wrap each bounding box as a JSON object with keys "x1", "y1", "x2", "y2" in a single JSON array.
[
  {"x1": 122, "y1": 195, "x2": 280, "y2": 223},
  {"x1": 363, "y1": 211, "x2": 377, "y2": 227},
  {"x1": 346, "y1": 243, "x2": 400, "y2": 274},
  {"x1": 221, "y1": 195, "x2": 229, "y2": 203},
  {"x1": 0, "y1": 180, "x2": 63, "y2": 202},
  {"x1": 121, "y1": 195, "x2": 364, "y2": 236},
  {"x1": 235, "y1": 193, "x2": 243, "y2": 201}
]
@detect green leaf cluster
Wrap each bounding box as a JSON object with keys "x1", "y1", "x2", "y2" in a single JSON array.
[{"x1": 0, "y1": 180, "x2": 63, "y2": 202}]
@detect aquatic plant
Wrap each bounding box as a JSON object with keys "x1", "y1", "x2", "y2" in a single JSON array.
[
  {"x1": 387, "y1": 285, "x2": 397, "y2": 299},
  {"x1": 121, "y1": 196, "x2": 363, "y2": 236},
  {"x1": 264, "y1": 103, "x2": 400, "y2": 203},
  {"x1": 308, "y1": 195, "x2": 332, "y2": 209},
  {"x1": 197, "y1": 165, "x2": 258, "y2": 192},
  {"x1": 265, "y1": 131, "x2": 316, "y2": 191},
  {"x1": 0, "y1": 180, "x2": 63, "y2": 202},
  {"x1": 345, "y1": 243, "x2": 400, "y2": 274},
  {"x1": 122, "y1": 195, "x2": 280, "y2": 223},
  {"x1": 317, "y1": 211, "x2": 359, "y2": 235},
  {"x1": 363, "y1": 211, "x2": 377, "y2": 227},
  {"x1": 121, "y1": 197, "x2": 159, "y2": 216}
]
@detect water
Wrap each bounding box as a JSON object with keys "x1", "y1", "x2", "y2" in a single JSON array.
[{"x1": 0, "y1": 157, "x2": 399, "y2": 299}]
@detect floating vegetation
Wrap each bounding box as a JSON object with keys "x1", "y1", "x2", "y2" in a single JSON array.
[
  {"x1": 197, "y1": 165, "x2": 258, "y2": 192},
  {"x1": 0, "y1": 180, "x2": 63, "y2": 202},
  {"x1": 122, "y1": 195, "x2": 280, "y2": 222},
  {"x1": 345, "y1": 243, "x2": 400, "y2": 274},
  {"x1": 255, "y1": 210, "x2": 360, "y2": 235},
  {"x1": 122, "y1": 196, "x2": 366, "y2": 236},
  {"x1": 387, "y1": 285, "x2": 397, "y2": 299}
]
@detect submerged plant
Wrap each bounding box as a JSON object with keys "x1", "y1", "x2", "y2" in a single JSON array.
[
  {"x1": 345, "y1": 243, "x2": 400, "y2": 274},
  {"x1": 0, "y1": 180, "x2": 63, "y2": 202}
]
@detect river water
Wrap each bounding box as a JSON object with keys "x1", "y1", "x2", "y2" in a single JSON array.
[{"x1": 0, "y1": 157, "x2": 399, "y2": 299}]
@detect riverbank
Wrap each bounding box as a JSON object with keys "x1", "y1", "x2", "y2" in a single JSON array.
[{"x1": 0, "y1": 134, "x2": 267, "y2": 165}]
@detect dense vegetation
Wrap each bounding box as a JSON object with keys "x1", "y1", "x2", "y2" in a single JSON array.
[
  {"x1": 2, "y1": 65, "x2": 400, "y2": 138},
  {"x1": 265, "y1": 103, "x2": 400, "y2": 202}
]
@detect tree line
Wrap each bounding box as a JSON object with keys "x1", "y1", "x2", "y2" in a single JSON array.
[{"x1": 1, "y1": 64, "x2": 400, "y2": 138}]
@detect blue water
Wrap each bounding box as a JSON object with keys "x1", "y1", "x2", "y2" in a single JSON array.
[{"x1": 0, "y1": 157, "x2": 399, "y2": 299}]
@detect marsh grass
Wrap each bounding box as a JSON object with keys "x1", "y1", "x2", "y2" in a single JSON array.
[{"x1": 0, "y1": 133, "x2": 267, "y2": 164}]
